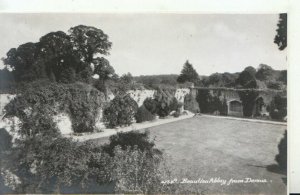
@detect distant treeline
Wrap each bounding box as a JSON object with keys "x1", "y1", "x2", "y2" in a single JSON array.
[{"x1": 133, "y1": 64, "x2": 286, "y2": 90}]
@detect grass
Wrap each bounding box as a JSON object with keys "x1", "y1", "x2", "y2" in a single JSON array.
[{"x1": 93, "y1": 115, "x2": 287, "y2": 194}]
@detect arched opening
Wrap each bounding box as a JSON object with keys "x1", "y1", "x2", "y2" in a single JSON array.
[{"x1": 228, "y1": 100, "x2": 243, "y2": 116}]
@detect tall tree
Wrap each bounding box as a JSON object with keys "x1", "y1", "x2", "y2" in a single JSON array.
[
  {"x1": 236, "y1": 66, "x2": 257, "y2": 89},
  {"x1": 177, "y1": 60, "x2": 199, "y2": 84},
  {"x1": 274, "y1": 13, "x2": 287, "y2": 51},
  {"x1": 2, "y1": 25, "x2": 112, "y2": 84}
]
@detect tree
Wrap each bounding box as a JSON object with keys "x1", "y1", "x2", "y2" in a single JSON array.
[
  {"x1": 236, "y1": 67, "x2": 259, "y2": 117},
  {"x1": 93, "y1": 57, "x2": 115, "y2": 95},
  {"x1": 68, "y1": 25, "x2": 112, "y2": 63},
  {"x1": 274, "y1": 13, "x2": 287, "y2": 51},
  {"x1": 255, "y1": 64, "x2": 274, "y2": 81},
  {"x1": 236, "y1": 66, "x2": 257, "y2": 88},
  {"x1": 2, "y1": 25, "x2": 112, "y2": 85},
  {"x1": 177, "y1": 60, "x2": 199, "y2": 84}
]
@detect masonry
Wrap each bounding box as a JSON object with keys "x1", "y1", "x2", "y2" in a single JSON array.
[{"x1": 190, "y1": 87, "x2": 287, "y2": 117}]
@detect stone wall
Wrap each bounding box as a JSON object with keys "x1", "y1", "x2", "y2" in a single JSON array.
[{"x1": 191, "y1": 87, "x2": 287, "y2": 117}]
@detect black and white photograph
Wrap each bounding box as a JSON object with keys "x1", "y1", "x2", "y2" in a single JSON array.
[{"x1": 0, "y1": 12, "x2": 288, "y2": 194}]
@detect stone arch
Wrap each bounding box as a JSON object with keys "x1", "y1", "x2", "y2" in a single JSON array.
[{"x1": 227, "y1": 99, "x2": 243, "y2": 116}]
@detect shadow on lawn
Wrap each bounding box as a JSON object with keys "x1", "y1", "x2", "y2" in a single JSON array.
[{"x1": 246, "y1": 130, "x2": 287, "y2": 186}]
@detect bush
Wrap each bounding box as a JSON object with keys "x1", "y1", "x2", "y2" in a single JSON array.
[
  {"x1": 135, "y1": 105, "x2": 155, "y2": 123},
  {"x1": 154, "y1": 89, "x2": 176, "y2": 117},
  {"x1": 268, "y1": 95, "x2": 287, "y2": 120},
  {"x1": 143, "y1": 98, "x2": 158, "y2": 114},
  {"x1": 4, "y1": 81, "x2": 105, "y2": 134},
  {"x1": 1, "y1": 134, "x2": 115, "y2": 193},
  {"x1": 275, "y1": 130, "x2": 287, "y2": 171},
  {"x1": 184, "y1": 93, "x2": 199, "y2": 113},
  {"x1": 169, "y1": 97, "x2": 181, "y2": 112},
  {"x1": 196, "y1": 89, "x2": 224, "y2": 114},
  {"x1": 103, "y1": 95, "x2": 138, "y2": 128},
  {"x1": 238, "y1": 90, "x2": 259, "y2": 117},
  {"x1": 102, "y1": 131, "x2": 162, "y2": 157},
  {"x1": 110, "y1": 146, "x2": 164, "y2": 193}
]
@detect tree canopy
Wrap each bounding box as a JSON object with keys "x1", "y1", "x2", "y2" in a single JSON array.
[
  {"x1": 274, "y1": 13, "x2": 287, "y2": 51},
  {"x1": 177, "y1": 60, "x2": 199, "y2": 84},
  {"x1": 2, "y1": 25, "x2": 114, "y2": 85},
  {"x1": 235, "y1": 66, "x2": 257, "y2": 89}
]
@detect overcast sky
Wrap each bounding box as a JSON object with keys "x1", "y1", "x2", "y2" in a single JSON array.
[{"x1": 0, "y1": 13, "x2": 286, "y2": 76}]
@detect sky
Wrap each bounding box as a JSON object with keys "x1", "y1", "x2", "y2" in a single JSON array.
[{"x1": 0, "y1": 13, "x2": 287, "y2": 76}]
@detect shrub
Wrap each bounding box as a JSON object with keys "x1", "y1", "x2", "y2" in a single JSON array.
[
  {"x1": 143, "y1": 98, "x2": 158, "y2": 114},
  {"x1": 196, "y1": 89, "x2": 224, "y2": 114},
  {"x1": 268, "y1": 95, "x2": 287, "y2": 120},
  {"x1": 102, "y1": 131, "x2": 162, "y2": 157},
  {"x1": 1, "y1": 134, "x2": 113, "y2": 193},
  {"x1": 110, "y1": 146, "x2": 164, "y2": 193},
  {"x1": 154, "y1": 89, "x2": 175, "y2": 117},
  {"x1": 275, "y1": 130, "x2": 287, "y2": 171},
  {"x1": 135, "y1": 105, "x2": 155, "y2": 123},
  {"x1": 169, "y1": 97, "x2": 181, "y2": 112},
  {"x1": 238, "y1": 90, "x2": 259, "y2": 117},
  {"x1": 184, "y1": 93, "x2": 200, "y2": 113},
  {"x1": 4, "y1": 81, "x2": 106, "y2": 134},
  {"x1": 196, "y1": 89, "x2": 211, "y2": 113},
  {"x1": 103, "y1": 95, "x2": 138, "y2": 128}
]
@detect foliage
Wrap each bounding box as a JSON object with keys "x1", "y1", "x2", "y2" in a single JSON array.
[
  {"x1": 184, "y1": 93, "x2": 200, "y2": 113},
  {"x1": 4, "y1": 81, "x2": 106, "y2": 134},
  {"x1": 275, "y1": 130, "x2": 287, "y2": 171},
  {"x1": 235, "y1": 67, "x2": 259, "y2": 117},
  {"x1": 268, "y1": 95, "x2": 287, "y2": 120},
  {"x1": 274, "y1": 13, "x2": 287, "y2": 51},
  {"x1": 177, "y1": 60, "x2": 200, "y2": 84},
  {"x1": 236, "y1": 66, "x2": 257, "y2": 88},
  {"x1": 169, "y1": 97, "x2": 182, "y2": 112},
  {"x1": 279, "y1": 70, "x2": 287, "y2": 85},
  {"x1": 153, "y1": 88, "x2": 177, "y2": 117},
  {"x1": 135, "y1": 105, "x2": 155, "y2": 123},
  {"x1": 143, "y1": 98, "x2": 158, "y2": 115},
  {"x1": 267, "y1": 81, "x2": 283, "y2": 90},
  {"x1": 93, "y1": 57, "x2": 115, "y2": 94},
  {"x1": 110, "y1": 146, "x2": 164, "y2": 193},
  {"x1": 134, "y1": 74, "x2": 178, "y2": 89},
  {"x1": 102, "y1": 131, "x2": 162, "y2": 157},
  {"x1": 2, "y1": 25, "x2": 112, "y2": 86},
  {"x1": 255, "y1": 64, "x2": 275, "y2": 81},
  {"x1": 0, "y1": 68, "x2": 15, "y2": 91},
  {"x1": 103, "y1": 94, "x2": 138, "y2": 128},
  {"x1": 196, "y1": 89, "x2": 223, "y2": 114},
  {"x1": 201, "y1": 72, "x2": 239, "y2": 88},
  {"x1": 238, "y1": 90, "x2": 259, "y2": 117},
  {"x1": 1, "y1": 134, "x2": 113, "y2": 193},
  {"x1": 1, "y1": 130, "x2": 168, "y2": 194}
]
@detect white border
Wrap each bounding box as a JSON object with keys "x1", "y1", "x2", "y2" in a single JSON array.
[{"x1": 1, "y1": 0, "x2": 299, "y2": 193}]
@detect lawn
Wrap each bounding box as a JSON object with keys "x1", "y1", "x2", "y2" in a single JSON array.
[{"x1": 94, "y1": 115, "x2": 287, "y2": 194}]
